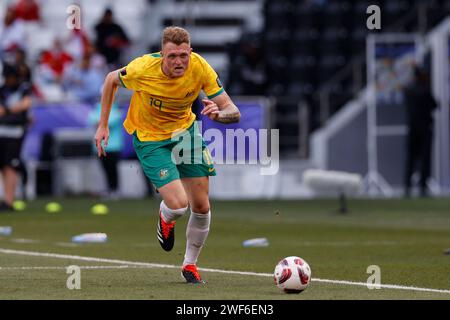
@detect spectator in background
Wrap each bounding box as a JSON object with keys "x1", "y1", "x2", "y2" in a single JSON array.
[
  {"x1": 0, "y1": 64, "x2": 32, "y2": 211},
  {"x1": 34, "y1": 38, "x2": 73, "y2": 101},
  {"x1": 65, "y1": 28, "x2": 91, "y2": 63},
  {"x1": 62, "y1": 53, "x2": 104, "y2": 104},
  {"x1": 11, "y1": 47, "x2": 41, "y2": 112},
  {"x1": 88, "y1": 101, "x2": 124, "y2": 199},
  {"x1": 227, "y1": 33, "x2": 267, "y2": 95},
  {"x1": 0, "y1": 7, "x2": 26, "y2": 60},
  {"x1": 94, "y1": 8, "x2": 130, "y2": 68},
  {"x1": 11, "y1": 48, "x2": 32, "y2": 196},
  {"x1": 13, "y1": 0, "x2": 40, "y2": 22},
  {"x1": 14, "y1": 48, "x2": 32, "y2": 83},
  {"x1": 239, "y1": 37, "x2": 267, "y2": 95},
  {"x1": 403, "y1": 66, "x2": 438, "y2": 198},
  {"x1": 38, "y1": 38, "x2": 73, "y2": 84},
  {"x1": 85, "y1": 43, "x2": 107, "y2": 74}
]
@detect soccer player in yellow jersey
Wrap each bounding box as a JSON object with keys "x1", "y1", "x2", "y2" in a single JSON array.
[{"x1": 94, "y1": 26, "x2": 240, "y2": 284}]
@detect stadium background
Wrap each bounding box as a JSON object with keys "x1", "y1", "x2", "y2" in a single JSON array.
[
  {"x1": 1, "y1": 0, "x2": 450, "y2": 301},
  {"x1": 1, "y1": 0, "x2": 450, "y2": 199}
]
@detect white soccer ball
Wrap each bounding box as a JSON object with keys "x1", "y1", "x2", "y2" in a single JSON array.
[{"x1": 273, "y1": 256, "x2": 312, "y2": 293}]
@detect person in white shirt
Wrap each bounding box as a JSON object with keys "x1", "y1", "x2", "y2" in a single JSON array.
[{"x1": 0, "y1": 7, "x2": 26, "y2": 60}]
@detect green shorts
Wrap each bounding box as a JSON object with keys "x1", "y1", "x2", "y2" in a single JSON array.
[{"x1": 132, "y1": 121, "x2": 216, "y2": 189}]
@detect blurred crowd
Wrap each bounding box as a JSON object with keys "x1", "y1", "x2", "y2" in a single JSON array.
[
  {"x1": 0, "y1": 0, "x2": 130, "y2": 104},
  {"x1": 0, "y1": 0, "x2": 132, "y2": 206}
]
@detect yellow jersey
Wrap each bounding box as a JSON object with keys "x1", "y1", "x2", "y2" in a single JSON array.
[{"x1": 118, "y1": 52, "x2": 224, "y2": 141}]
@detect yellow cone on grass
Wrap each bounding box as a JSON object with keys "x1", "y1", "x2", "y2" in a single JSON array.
[
  {"x1": 91, "y1": 204, "x2": 109, "y2": 215},
  {"x1": 46, "y1": 202, "x2": 62, "y2": 213},
  {"x1": 13, "y1": 200, "x2": 26, "y2": 211}
]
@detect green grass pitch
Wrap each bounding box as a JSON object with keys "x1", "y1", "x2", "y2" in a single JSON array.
[{"x1": 0, "y1": 197, "x2": 450, "y2": 300}]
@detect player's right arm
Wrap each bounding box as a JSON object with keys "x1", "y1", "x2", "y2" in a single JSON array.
[
  {"x1": 95, "y1": 56, "x2": 146, "y2": 156},
  {"x1": 94, "y1": 69, "x2": 125, "y2": 157}
]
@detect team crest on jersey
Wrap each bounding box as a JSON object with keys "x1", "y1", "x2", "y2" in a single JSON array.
[
  {"x1": 159, "y1": 169, "x2": 169, "y2": 179},
  {"x1": 185, "y1": 90, "x2": 194, "y2": 98}
]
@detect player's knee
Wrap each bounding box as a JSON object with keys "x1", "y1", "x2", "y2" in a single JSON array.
[
  {"x1": 165, "y1": 197, "x2": 189, "y2": 210},
  {"x1": 191, "y1": 202, "x2": 210, "y2": 214}
]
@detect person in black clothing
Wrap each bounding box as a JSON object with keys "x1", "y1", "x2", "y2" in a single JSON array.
[
  {"x1": 14, "y1": 48, "x2": 32, "y2": 83},
  {"x1": 94, "y1": 8, "x2": 130, "y2": 68},
  {"x1": 0, "y1": 64, "x2": 32, "y2": 211},
  {"x1": 403, "y1": 67, "x2": 438, "y2": 197}
]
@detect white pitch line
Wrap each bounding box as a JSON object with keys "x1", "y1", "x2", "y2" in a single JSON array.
[
  {"x1": 10, "y1": 238, "x2": 41, "y2": 244},
  {"x1": 310, "y1": 278, "x2": 450, "y2": 294},
  {"x1": 1, "y1": 248, "x2": 449, "y2": 295},
  {"x1": 0, "y1": 265, "x2": 146, "y2": 271},
  {"x1": 0, "y1": 248, "x2": 179, "y2": 269}
]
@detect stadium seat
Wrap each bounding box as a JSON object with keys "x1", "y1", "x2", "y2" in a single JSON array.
[
  {"x1": 292, "y1": 3, "x2": 322, "y2": 30},
  {"x1": 267, "y1": 81, "x2": 287, "y2": 96},
  {"x1": 264, "y1": 0, "x2": 293, "y2": 16},
  {"x1": 286, "y1": 81, "x2": 314, "y2": 96},
  {"x1": 264, "y1": 1, "x2": 293, "y2": 29},
  {"x1": 24, "y1": 24, "x2": 55, "y2": 62},
  {"x1": 317, "y1": 27, "x2": 348, "y2": 57},
  {"x1": 267, "y1": 57, "x2": 289, "y2": 85},
  {"x1": 349, "y1": 28, "x2": 368, "y2": 56},
  {"x1": 383, "y1": 0, "x2": 410, "y2": 26},
  {"x1": 321, "y1": 0, "x2": 352, "y2": 29}
]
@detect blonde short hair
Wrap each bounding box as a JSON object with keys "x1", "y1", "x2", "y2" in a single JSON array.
[{"x1": 161, "y1": 26, "x2": 191, "y2": 48}]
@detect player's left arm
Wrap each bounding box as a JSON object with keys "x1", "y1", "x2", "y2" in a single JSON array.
[{"x1": 201, "y1": 91, "x2": 241, "y2": 124}]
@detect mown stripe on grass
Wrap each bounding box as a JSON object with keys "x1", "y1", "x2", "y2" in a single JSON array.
[{"x1": 1, "y1": 248, "x2": 449, "y2": 295}]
